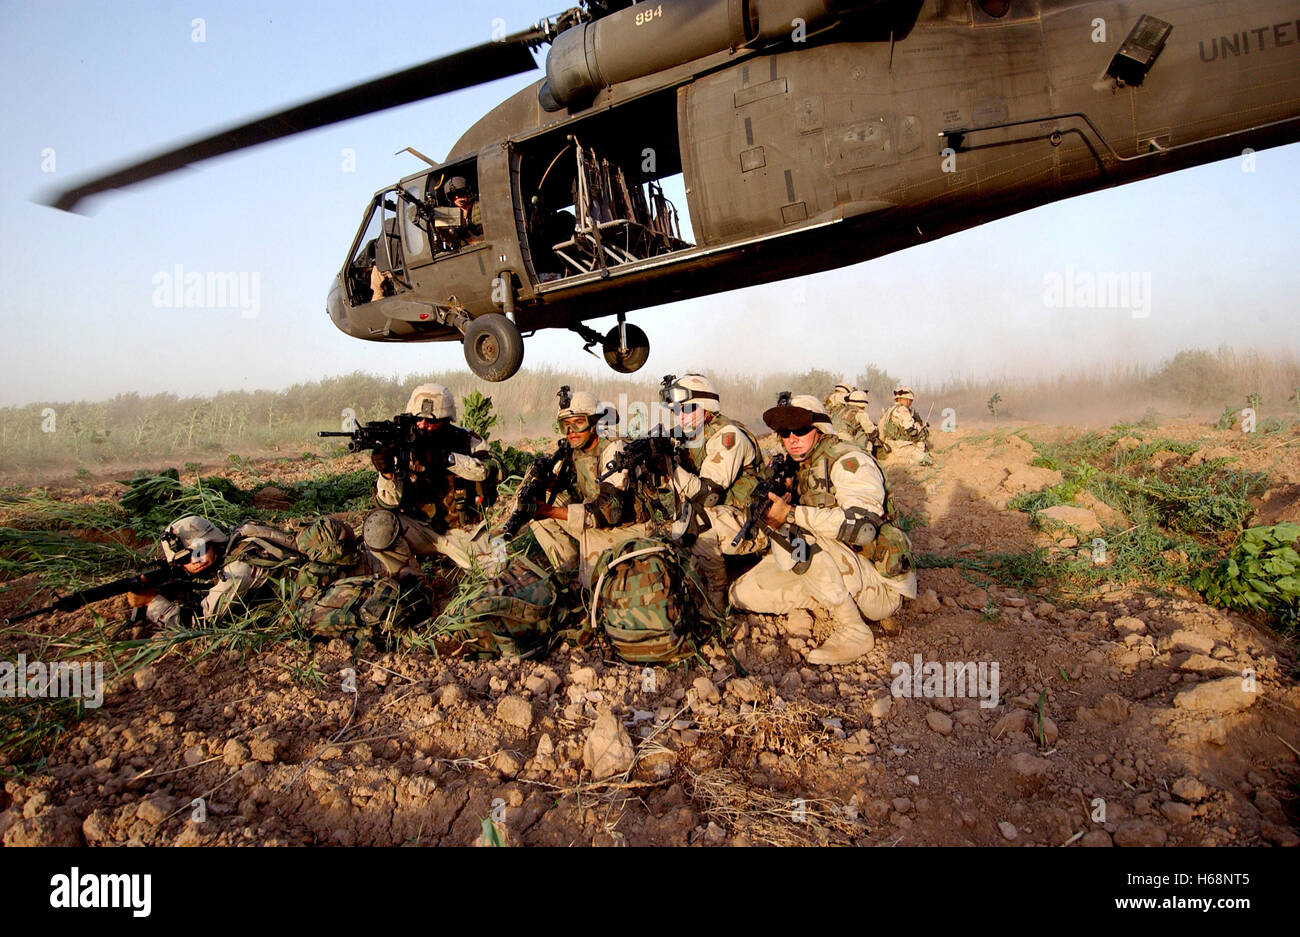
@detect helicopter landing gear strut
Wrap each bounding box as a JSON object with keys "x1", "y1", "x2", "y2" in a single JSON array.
[
  {"x1": 572, "y1": 313, "x2": 650, "y2": 374},
  {"x1": 462, "y1": 313, "x2": 524, "y2": 382}
]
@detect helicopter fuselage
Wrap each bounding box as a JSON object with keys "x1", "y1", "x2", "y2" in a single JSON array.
[{"x1": 327, "y1": 0, "x2": 1300, "y2": 378}]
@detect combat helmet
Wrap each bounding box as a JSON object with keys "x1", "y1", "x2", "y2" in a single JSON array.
[
  {"x1": 893, "y1": 386, "x2": 915, "y2": 401},
  {"x1": 160, "y1": 515, "x2": 228, "y2": 564},
  {"x1": 405, "y1": 383, "x2": 456, "y2": 421},
  {"x1": 845, "y1": 390, "x2": 869, "y2": 407},
  {"x1": 662, "y1": 373, "x2": 721, "y2": 413}
]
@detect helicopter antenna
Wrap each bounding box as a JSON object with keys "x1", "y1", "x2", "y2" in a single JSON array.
[{"x1": 395, "y1": 146, "x2": 438, "y2": 167}]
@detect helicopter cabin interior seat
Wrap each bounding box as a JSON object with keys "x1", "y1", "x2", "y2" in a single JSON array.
[{"x1": 551, "y1": 138, "x2": 689, "y2": 276}]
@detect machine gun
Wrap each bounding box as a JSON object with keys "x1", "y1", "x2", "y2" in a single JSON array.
[
  {"x1": 731, "y1": 453, "x2": 799, "y2": 548},
  {"x1": 318, "y1": 412, "x2": 419, "y2": 454},
  {"x1": 3, "y1": 561, "x2": 187, "y2": 625},
  {"x1": 500, "y1": 440, "x2": 573, "y2": 539}
]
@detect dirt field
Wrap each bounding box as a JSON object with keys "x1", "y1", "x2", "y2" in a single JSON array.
[{"x1": 1, "y1": 422, "x2": 1298, "y2": 847}]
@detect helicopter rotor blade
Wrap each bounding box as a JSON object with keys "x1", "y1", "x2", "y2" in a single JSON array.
[{"x1": 47, "y1": 35, "x2": 541, "y2": 213}]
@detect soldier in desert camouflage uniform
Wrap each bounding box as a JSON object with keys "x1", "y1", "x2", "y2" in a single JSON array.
[
  {"x1": 877, "y1": 386, "x2": 932, "y2": 466},
  {"x1": 832, "y1": 388, "x2": 881, "y2": 456},
  {"x1": 527, "y1": 389, "x2": 650, "y2": 588},
  {"x1": 127, "y1": 515, "x2": 300, "y2": 628},
  {"x1": 662, "y1": 373, "x2": 767, "y2": 610},
  {"x1": 824, "y1": 381, "x2": 853, "y2": 421},
  {"x1": 730, "y1": 394, "x2": 917, "y2": 665}
]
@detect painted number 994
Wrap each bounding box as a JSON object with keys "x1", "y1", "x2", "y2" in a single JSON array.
[{"x1": 635, "y1": 5, "x2": 663, "y2": 26}]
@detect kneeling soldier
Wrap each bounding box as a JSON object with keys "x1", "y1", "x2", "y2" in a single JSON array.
[
  {"x1": 877, "y1": 386, "x2": 932, "y2": 465},
  {"x1": 663, "y1": 373, "x2": 766, "y2": 610},
  {"x1": 364, "y1": 383, "x2": 499, "y2": 576},
  {"x1": 527, "y1": 389, "x2": 650, "y2": 588},
  {"x1": 730, "y1": 394, "x2": 917, "y2": 665}
]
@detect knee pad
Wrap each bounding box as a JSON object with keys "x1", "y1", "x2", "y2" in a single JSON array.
[{"x1": 362, "y1": 510, "x2": 403, "y2": 551}]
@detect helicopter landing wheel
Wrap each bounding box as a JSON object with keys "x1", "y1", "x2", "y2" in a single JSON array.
[
  {"x1": 463, "y1": 313, "x2": 524, "y2": 382},
  {"x1": 602, "y1": 323, "x2": 649, "y2": 374}
]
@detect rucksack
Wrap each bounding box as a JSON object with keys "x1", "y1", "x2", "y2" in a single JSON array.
[
  {"x1": 441, "y1": 555, "x2": 564, "y2": 659},
  {"x1": 589, "y1": 536, "x2": 718, "y2": 664},
  {"x1": 291, "y1": 516, "x2": 362, "y2": 606},
  {"x1": 299, "y1": 575, "x2": 429, "y2": 643}
]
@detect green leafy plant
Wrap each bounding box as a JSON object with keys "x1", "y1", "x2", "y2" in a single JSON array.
[
  {"x1": 460, "y1": 390, "x2": 501, "y2": 442},
  {"x1": 1194, "y1": 523, "x2": 1300, "y2": 632},
  {"x1": 1216, "y1": 405, "x2": 1236, "y2": 431},
  {"x1": 987, "y1": 393, "x2": 1002, "y2": 419}
]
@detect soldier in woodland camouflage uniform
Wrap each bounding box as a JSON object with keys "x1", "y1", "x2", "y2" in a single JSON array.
[
  {"x1": 363, "y1": 383, "x2": 500, "y2": 576},
  {"x1": 662, "y1": 373, "x2": 767, "y2": 610},
  {"x1": 127, "y1": 515, "x2": 300, "y2": 628},
  {"x1": 877, "y1": 386, "x2": 932, "y2": 466},
  {"x1": 527, "y1": 389, "x2": 651, "y2": 588},
  {"x1": 731, "y1": 395, "x2": 917, "y2": 665}
]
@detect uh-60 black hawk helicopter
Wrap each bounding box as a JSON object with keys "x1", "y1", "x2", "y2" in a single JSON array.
[{"x1": 50, "y1": 0, "x2": 1300, "y2": 381}]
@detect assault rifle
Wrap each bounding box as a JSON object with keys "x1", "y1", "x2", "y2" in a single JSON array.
[
  {"x1": 731, "y1": 453, "x2": 799, "y2": 547},
  {"x1": 3, "y1": 561, "x2": 187, "y2": 625},
  {"x1": 597, "y1": 427, "x2": 676, "y2": 483},
  {"x1": 501, "y1": 440, "x2": 572, "y2": 539}
]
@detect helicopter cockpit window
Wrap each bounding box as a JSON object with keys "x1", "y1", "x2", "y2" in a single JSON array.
[{"x1": 344, "y1": 191, "x2": 407, "y2": 306}]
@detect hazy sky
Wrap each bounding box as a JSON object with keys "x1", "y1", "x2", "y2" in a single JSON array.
[{"x1": 1, "y1": 0, "x2": 1297, "y2": 407}]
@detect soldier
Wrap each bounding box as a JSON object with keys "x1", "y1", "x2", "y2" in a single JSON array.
[
  {"x1": 445, "y1": 176, "x2": 483, "y2": 245},
  {"x1": 730, "y1": 394, "x2": 917, "y2": 665},
  {"x1": 663, "y1": 373, "x2": 767, "y2": 609},
  {"x1": 363, "y1": 383, "x2": 500, "y2": 577},
  {"x1": 833, "y1": 388, "x2": 881, "y2": 456},
  {"x1": 126, "y1": 515, "x2": 299, "y2": 628},
  {"x1": 527, "y1": 389, "x2": 649, "y2": 588},
  {"x1": 877, "y1": 386, "x2": 932, "y2": 465},
  {"x1": 824, "y1": 381, "x2": 854, "y2": 420}
]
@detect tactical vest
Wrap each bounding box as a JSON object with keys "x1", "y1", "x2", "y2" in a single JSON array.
[
  {"x1": 678, "y1": 413, "x2": 762, "y2": 508},
  {"x1": 224, "y1": 522, "x2": 301, "y2": 569},
  {"x1": 793, "y1": 435, "x2": 892, "y2": 517},
  {"x1": 570, "y1": 445, "x2": 604, "y2": 503},
  {"x1": 881, "y1": 404, "x2": 916, "y2": 442}
]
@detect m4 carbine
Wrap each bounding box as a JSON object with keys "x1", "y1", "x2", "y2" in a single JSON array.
[
  {"x1": 501, "y1": 440, "x2": 572, "y2": 539},
  {"x1": 4, "y1": 561, "x2": 184, "y2": 625},
  {"x1": 597, "y1": 429, "x2": 676, "y2": 483},
  {"x1": 731, "y1": 454, "x2": 799, "y2": 548}
]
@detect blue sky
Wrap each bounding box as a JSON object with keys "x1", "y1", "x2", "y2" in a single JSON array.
[{"x1": 1, "y1": 0, "x2": 1297, "y2": 407}]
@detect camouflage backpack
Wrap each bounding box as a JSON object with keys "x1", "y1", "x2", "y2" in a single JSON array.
[
  {"x1": 300, "y1": 575, "x2": 429, "y2": 643},
  {"x1": 291, "y1": 516, "x2": 362, "y2": 606},
  {"x1": 589, "y1": 536, "x2": 717, "y2": 664},
  {"x1": 442, "y1": 555, "x2": 564, "y2": 659}
]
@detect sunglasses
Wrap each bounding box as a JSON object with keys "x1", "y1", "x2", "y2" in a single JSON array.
[
  {"x1": 777, "y1": 426, "x2": 816, "y2": 439},
  {"x1": 672, "y1": 402, "x2": 702, "y2": 415}
]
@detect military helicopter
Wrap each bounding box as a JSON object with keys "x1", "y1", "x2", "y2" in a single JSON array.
[{"x1": 49, "y1": 0, "x2": 1300, "y2": 382}]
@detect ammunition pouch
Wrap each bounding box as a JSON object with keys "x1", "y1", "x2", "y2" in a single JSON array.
[{"x1": 837, "y1": 507, "x2": 883, "y2": 549}]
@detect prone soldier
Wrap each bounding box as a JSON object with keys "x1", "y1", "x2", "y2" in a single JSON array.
[
  {"x1": 730, "y1": 394, "x2": 917, "y2": 665},
  {"x1": 127, "y1": 515, "x2": 300, "y2": 628}
]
